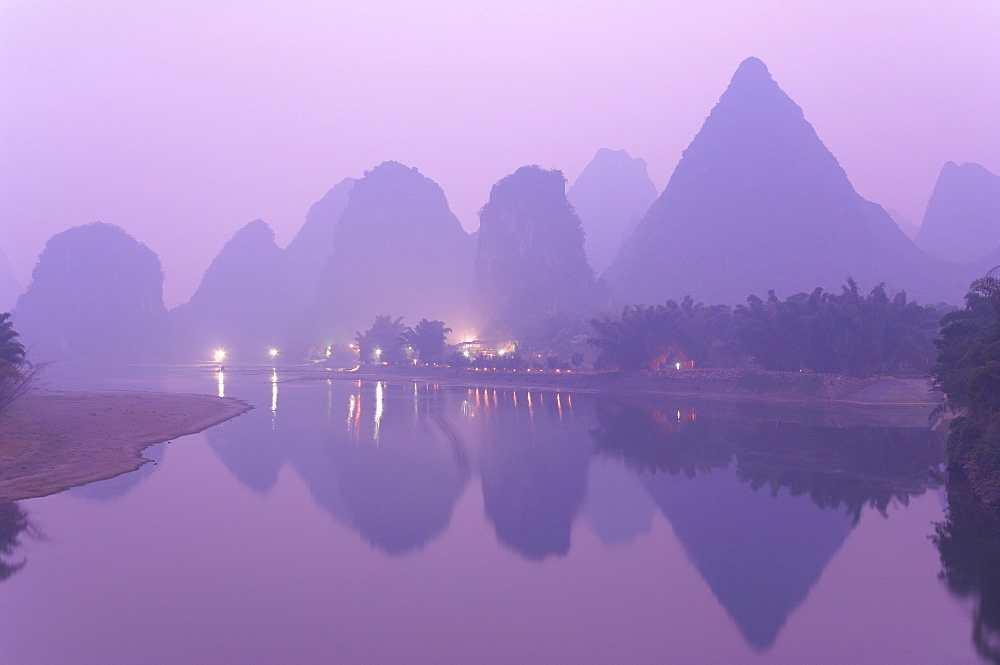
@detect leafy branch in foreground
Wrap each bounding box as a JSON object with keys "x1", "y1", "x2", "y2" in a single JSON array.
[{"x1": 0, "y1": 312, "x2": 41, "y2": 414}]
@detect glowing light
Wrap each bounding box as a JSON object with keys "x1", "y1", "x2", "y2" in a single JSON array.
[
  {"x1": 213, "y1": 349, "x2": 226, "y2": 363},
  {"x1": 326, "y1": 346, "x2": 332, "y2": 358},
  {"x1": 269, "y1": 348, "x2": 279, "y2": 359},
  {"x1": 375, "y1": 348, "x2": 382, "y2": 358},
  {"x1": 497, "y1": 349, "x2": 506, "y2": 356},
  {"x1": 463, "y1": 350, "x2": 470, "y2": 358},
  {"x1": 675, "y1": 362, "x2": 681, "y2": 370},
  {"x1": 216, "y1": 370, "x2": 225, "y2": 398}
]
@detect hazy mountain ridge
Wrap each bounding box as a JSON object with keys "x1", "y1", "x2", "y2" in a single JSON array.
[
  {"x1": 11, "y1": 58, "x2": 996, "y2": 362},
  {"x1": 604, "y1": 57, "x2": 965, "y2": 306},
  {"x1": 170, "y1": 219, "x2": 288, "y2": 360},
  {"x1": 567, "y1": 148, "x2": 658, "y2": 275},
  {"x1": 917, "y1": 161, "x2": 1000, "y2": 264}
]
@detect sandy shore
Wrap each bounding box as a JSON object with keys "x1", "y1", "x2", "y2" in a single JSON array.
[{"x1": 0, "y1": 390, "x2": 251, "y2": 502}]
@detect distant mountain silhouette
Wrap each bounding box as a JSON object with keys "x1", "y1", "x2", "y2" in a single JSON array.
[
  {"x1": 170, "y1": 179, "x2": 355, "y2": 361},
  {"x1": 283, "y1": 177, "x2": 355, "y2": 314},
  {"x1": 0, "y1": 246, "x2": 20, "y2": 312},
  {"x1": 604, "y1": 57, "x2": 963, "y2": 306},
  {"x1": 14, "y1": 222, "x2": 168, "y2": 362},
  {"x1": 311, "y1": 162, "x2": 475, "y2": 342},
  {"x1": 473, "y1": 165, "x2": 606, "y2": 339},
  {"x1": 916, "y1": 162, "x2": 1000, "y2": 264},
  {"x1": 170, "y1": 219, "x2": 287, "y2": 361},
  {"x1": 567, "y1": 148, "x2": 658, "y2": 275}
]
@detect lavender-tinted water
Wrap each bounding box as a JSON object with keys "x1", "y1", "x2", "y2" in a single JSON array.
[{"x1": 0, "y1": 367, "x2": 984, "y2": 664}]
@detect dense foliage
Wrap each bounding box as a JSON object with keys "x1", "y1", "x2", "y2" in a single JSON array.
[
  {"x1": 590, "y1": 280, "x2": 944, "y2": 378},
  {"x1": 934, "y1": 268, "x2": 1000, "y2": 501},
  {"x1": 400, "y1": 319, "x2": 452, "y2": 364},
  {"x1": 354, "y1": 315, "x2": 407, "y2": 364},
  {"x1": 589, "y1": 297, "x2": 736, "y2": 371}
]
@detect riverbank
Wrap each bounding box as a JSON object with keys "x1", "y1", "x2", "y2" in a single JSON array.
[
  {"x1": 315, "y1": 365, "x2": 941, "y2": 407},
  {"x1": 0, "y1": 390, "x2": 250, "y2": 502}
]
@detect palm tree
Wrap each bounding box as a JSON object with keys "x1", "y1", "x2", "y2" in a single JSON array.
[
  {"x1": 0, "y1": 313, "x2": 25, "y2": 376},
  {"x1": 355, "y1": 315, "x2": 407, "y2": 364},
  {"x1": 400, "y1": 319, "x2": 452, "y2": 364},
  {"x1": 0, "y1": 313, "x2": 37, "y2": 414}
]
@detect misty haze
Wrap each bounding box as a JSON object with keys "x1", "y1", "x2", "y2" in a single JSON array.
[{"x1": 1, "y1": 3, "x2": 999, "y2": 664}]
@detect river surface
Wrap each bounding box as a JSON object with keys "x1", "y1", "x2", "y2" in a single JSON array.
[{"x1": 0, "y1": 365, "x2": 988, "y2": 664}]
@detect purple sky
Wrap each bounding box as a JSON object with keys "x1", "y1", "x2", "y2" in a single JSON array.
[{"x1": 2, "y1": 1, "x2": 998, "y2": 307}]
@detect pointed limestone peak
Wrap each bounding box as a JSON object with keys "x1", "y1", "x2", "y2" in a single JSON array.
[
  {"x1": 231, "y1": 218, "x2": 276, "y2": 246},
  {"x1": 602, "y1": 57, "x2": 962, "y2": 306},
  {"x1": 731, "y1": 56, "x2": 772, "y2": 83},
  {"x1": 708, "y1": 56, "x2": 804, "y2": 130}
]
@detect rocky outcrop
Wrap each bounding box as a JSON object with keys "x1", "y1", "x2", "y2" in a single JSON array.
[
  {"x1": 311, "y1": 162, "x2": 475, "y2": 342},
  {"x1": 472, "y1": 166, "x2": 605, "y2": 340},
  {"x1": 567, "y1": 148, "x2": 658, "y2": 275},
  {"x1": 604, "y1": 57, "x2": 963, "y2": 306},
  {"x1": 916, "y1": 162, "x2": 1000, "y2": 264},
  {"x1": 13, "y1": 222, "x2": 168, "y2": 362}
]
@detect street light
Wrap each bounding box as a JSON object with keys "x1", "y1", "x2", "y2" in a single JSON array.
[
  {"x1": 269, "y1": 348, "x2": 279, "y2": 360},
  {"x1": 213, "y1": 349, "x2": 226, "y2": 363}
]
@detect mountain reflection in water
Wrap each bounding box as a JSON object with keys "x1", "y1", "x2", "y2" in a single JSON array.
[
  {"x1": 202, "y1": 376, "x2": 945, "y2": 646},
  {"x1": 591, "y1": 396, "x2": 944, "y2": 650},
  {"x1": 25, "y1": 367, "x2": 955, "y2": 655}
]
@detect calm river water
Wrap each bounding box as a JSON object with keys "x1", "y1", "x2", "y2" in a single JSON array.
[{"x1": 0, "y1": 365, "x2": 990, "y2": 664}]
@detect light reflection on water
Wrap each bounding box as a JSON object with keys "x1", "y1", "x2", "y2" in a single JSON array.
[
  {"x1": 270, "y1": 369, "x2": 278, "y2": 416},
  {"x1": 373, "y1": 380, "x2": 384, "y2": 443},
  {"x1": 0, "y1": 365, "x2": 982, "y2": 665}
]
